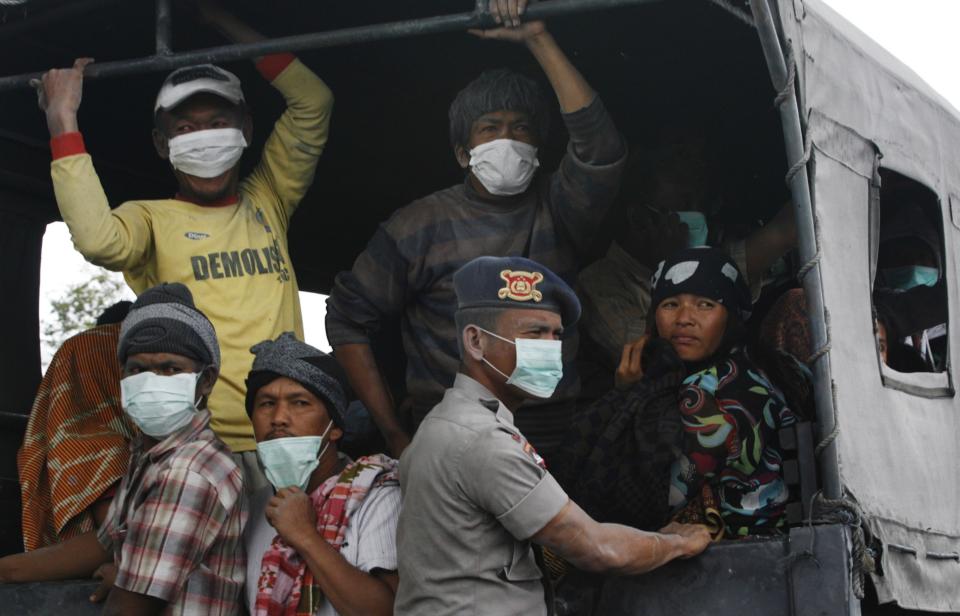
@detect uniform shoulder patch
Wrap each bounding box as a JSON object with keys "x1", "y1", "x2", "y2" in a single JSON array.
[
  {"x1": 499, "y1": 270, "x2": 544, "y2": 302},
  {"x1": 510, "y1": 433, "x2": 547, "y2": 469}
]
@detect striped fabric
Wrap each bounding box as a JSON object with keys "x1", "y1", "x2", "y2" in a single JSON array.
[
  {"x1": 18, "y1": 323, "x2": 134, "y2": 551},
  {"x1": 326, "y1": 97, "x2": 626, "y2": 423},
  {"x1": 97, "y1": 410, "x2": 247, "y2": 615}
]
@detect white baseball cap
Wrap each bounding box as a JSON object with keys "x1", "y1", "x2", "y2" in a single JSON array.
[{"x1": 154, "y1": 64, "x2": 244, "y2": 113}]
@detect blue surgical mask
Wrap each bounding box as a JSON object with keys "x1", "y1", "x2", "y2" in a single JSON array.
[
  {"x1": 677, "y1": 211, "x2": 708, "y2": 247},
  {"x1": 256, "y1": 422, "x2": 333, "y2": 491},
  {"x1": 881, "y1": 265, "x2": 939, "y2": 290},
  {"x1": 120, "y1": 372, "x2": 202, "y2": 438},
  {"x1": 478, "y1": 328, "x2": 563, "y2": 399}
]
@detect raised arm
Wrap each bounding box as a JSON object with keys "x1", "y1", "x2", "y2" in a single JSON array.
[
  {"x1": 199, "y1": 0, "x2": 267, "y2": 48},
  {"x1": 472, "y1": 1, "x2": 626, "y2": 255},
  {"x1": 34, "y1": 59, "x2": 152, "y2": 271},
  {"x1": 470, "y1": 1, "x2": 593, "y2": 112},
  {"x1": 743, "y1": 201, "x2": 798, "y2": 286},
  {"x1": 200, "y1": 2, "x2": 334, "y2": 220},
  {"x1": 470, "y1": 0, "x2": 623, "y2": 161},
  {"x1": 34, "y1": 57, "x2": 91, "y2": 138},
  {"x1": 532, "y1": 499, "x2": 710, "y2": 575}
]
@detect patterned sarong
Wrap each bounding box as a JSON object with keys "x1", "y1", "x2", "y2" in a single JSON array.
[
  {"x1": 254, "y1": 454, "x2": 399, "y2": 616},
  {"x1": 17, "y1": 324, "x2": 133, "y2": 551}
]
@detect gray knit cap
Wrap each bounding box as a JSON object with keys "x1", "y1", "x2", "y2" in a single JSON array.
[
  {"x1": 245, "y1": 332, "x2": 350, "y2": 425},
  {"x1": 117, "y1": 283, "x2": 220, "y2": 368}
]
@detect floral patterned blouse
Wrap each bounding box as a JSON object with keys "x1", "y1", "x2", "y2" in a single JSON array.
[{"x1": 669, "y1": 348, "x2": 798, "y2": 537}]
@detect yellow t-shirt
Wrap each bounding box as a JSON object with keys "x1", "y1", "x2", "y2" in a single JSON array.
[{"x1": 50, "y1": 58, "x2": 334, "y2": 452}]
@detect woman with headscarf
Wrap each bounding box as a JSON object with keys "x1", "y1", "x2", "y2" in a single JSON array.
[{"x1": 630, "y1": 246, "x2": 798, "y2": 538}]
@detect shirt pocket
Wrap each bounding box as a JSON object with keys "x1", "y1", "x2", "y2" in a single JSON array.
[{"x1": 498, "y1": 541, "x2": 543, "y2": 582}]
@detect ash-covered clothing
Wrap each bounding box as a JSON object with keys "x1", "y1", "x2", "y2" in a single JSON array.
[
  {"x1": 396, "y1": 374, "x2": 569, "y2": 616},
  {"x1": 96, "y1": 409, "x2": 247, "y2": 615},
  {"x1": 577, "y1": 238, "x2": 760, "y2": 369},
  {"x1": 557, "y1": 364, "x2": 683, "y2": 531},
  {"x1": 49, "y1": 55, "x2": 334, "y2": 452},
  {"x1": 18, "y1": 323, "x2": 133, "y2": 551},
  {"x1": 245, "y1": 454, "x2": 400, "y2": 616},
  {"x1": 668, "y1": 349, "x2": 797, "y2": 537},
  {"x1": 326, "y1": 97, "x2": 625, "y2": 420},
  {"x1": 576, "y1": 241, "x2": 654, "y2": 368}
]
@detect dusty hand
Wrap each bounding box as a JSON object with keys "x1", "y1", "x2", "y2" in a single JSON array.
[
  {"x1": 31, "y1": 57, "x2": 93, "y2": 136},
  {"x1": 469, "y1": 0, "x2": 546, "y2": 43},
  {"x1": 615, "y1": 335, "x2": 649, "y2": 389},
  {"x1": 266, "y1": 487, "x2": 318, "y2": 548},
  {"x1": 659, "y1": 522, "x2": 712, "y2": 558},
  {"x1": 89, "y1": 562, "x2": 117, "y2": 603}
]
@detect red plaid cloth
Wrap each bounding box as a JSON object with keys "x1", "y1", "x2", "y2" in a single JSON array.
[
  {"x1": 97, "y1": 409, "x2": 247, "y2": 615},
  {"x1": 254, "y1": 454, "x2": 399, "y2": 616}
]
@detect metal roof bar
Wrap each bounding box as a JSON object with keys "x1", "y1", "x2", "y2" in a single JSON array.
[{"x1": 0, "y1": 0, "x2": 662, "y2": 91}]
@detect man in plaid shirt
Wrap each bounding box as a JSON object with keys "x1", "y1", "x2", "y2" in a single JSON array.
[
  {"x1": 0, "y1": 283, "x2": 247, "y2": 614},
  {"x1": 97, "y1": 283, "x2": 247, "y2": 614}
]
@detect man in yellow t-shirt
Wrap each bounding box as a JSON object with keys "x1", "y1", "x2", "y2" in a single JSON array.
[{"x1": 33, "y1": 11, "x2": 333, "y2": 484}]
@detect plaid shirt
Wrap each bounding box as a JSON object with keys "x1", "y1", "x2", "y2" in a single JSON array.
[{"x1": 97, "y1": 409, "x2": 247, "y2": 615}]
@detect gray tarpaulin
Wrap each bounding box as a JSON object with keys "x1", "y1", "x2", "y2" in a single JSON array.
[{"x1": 773, "y1": 0, "x2": 960, "y2": 610}]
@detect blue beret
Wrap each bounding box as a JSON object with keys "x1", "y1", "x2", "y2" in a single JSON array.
[{"x1": 453, "y1": 256, "x2": 581, "y2": 326}]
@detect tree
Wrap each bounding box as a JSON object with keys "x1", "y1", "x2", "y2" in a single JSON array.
[{"x1": 42, "y1": 271, "x2": 130, "y2": 356}]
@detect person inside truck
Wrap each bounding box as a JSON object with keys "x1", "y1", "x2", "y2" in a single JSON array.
[
  {"x1": 876, "y1": 314, "x2": 889, "y2": 367},
  {"x1": 32, "y1": 2, "x2": 334, "y2": 491},
  {"x1": 0, "y1": 283, "x2": 247, "y2": 615},
  {"x1": 613, "y1": 247, "x2": 798, "y2": 538},
  {"x1": 872, "y1": 293, "x2": 929, "y2": 373},
  {"x1": 18, "y1": 301, "x2": 133, "y2": 553},
  {"x1": 325, "y1": 0, "x2": 627, "y2": 461},
  {"x1": 873, "y1": 198, "x2": 948, "y2": 372},
  {"x1": 395, "y1": 255, "x2": 711, "y2": 616},
  {"x1": 244, "y1": 333, "x2": 400, "y2": 616},
  {"x1": 576, "y1": 137, "x2": 798, "y2": 401}
]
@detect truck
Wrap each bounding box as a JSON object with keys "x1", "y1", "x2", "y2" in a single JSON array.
[{"x1": 0, "y1": 0, "x2": 955, "y2": 613}]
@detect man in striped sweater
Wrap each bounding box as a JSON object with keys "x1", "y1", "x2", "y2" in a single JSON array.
[{"x1": 326, "y1": 0, "x2": 627, "y2": 459}]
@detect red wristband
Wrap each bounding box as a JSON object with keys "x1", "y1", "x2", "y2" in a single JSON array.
[
  {"x1": 256, "y1": 53, "x2": 296, "y2": 82},
  {"x1": 50, "y1": 132, "x2": 86, "y2": 160}
]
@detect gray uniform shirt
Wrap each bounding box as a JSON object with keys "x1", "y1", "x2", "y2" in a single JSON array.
[{"x1": 395, "y1": 374, "x2": 569, "y2": 616}]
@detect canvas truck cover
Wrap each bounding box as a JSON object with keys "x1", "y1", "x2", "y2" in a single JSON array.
[{"x1": 770, "y1": 0, "x2": 960, "y2": 610}]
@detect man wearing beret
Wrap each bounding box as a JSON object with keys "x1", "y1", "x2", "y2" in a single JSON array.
[
  {"x1": 244, "y1": 333, "x2": 400, "y2": 616},
  {"x1": 395, "y1": 256, "x2": 711, "y2": 615},
  {"x1": 0, "y1": 283, "x2": 247, "y2": 614},
  {"x1": 326, "y1": 0, "x2": 626, "y2": 458}
]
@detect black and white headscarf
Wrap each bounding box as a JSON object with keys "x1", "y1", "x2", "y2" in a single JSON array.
[{"x1": 650, "y1": 246, "x2": 753, "y2": 322}]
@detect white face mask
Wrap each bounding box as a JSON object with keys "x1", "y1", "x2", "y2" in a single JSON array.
[
  {"x1": 468, "y1": 138, "x2": 540, "y2": 196},
  {"x1": 167, "y1": 127, "x2": 247, "y2": 179},
  {"x1": 479, "y1": 328, "x2": 564, "y2": 399},
  {"x1": 256, "y1": 421, "x2": 334, "y2": 491},
  {"x1": 121, "y1": 372, "x2": 202, "y2": 438}
]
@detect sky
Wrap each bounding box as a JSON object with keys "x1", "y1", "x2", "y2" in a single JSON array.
[{"x1": 37, "y1": 0, "x2": 960, "y2": 367}]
